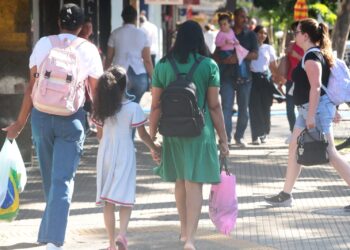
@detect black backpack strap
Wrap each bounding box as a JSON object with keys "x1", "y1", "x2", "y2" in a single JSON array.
[
  {"x1": 186, "y1": 56, "x2": 205, "y2": 81},
  {"x1": 168, "y1": 56, "x2": 181, "y2": 78}
]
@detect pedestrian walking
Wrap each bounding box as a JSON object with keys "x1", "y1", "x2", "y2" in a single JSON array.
[
  {"x1": 93, "y1": 66, "x2": 160, "y2": 250},
  {"x1": 2, "y1": 4, "x2": 103, "y2": 249},
  {"x1": 149, "y1": 20, "x2": 229, "y2": 250},
  {"x1": 203, "y1": 23, "x2": 217, "y2": 54},
  {"x1": 214, "y1": 8, "x2": 259, "y2": 147},
  {"x1": 284, "y1": 21, "x2": 304, "y2": 144},
  {"x1": 140, "y1": 10, "x2": 159, "y2": 67},
  {"x1": 105, "y1": 5, "x2": 153, "y2": 104},
  {"x1": 264, "y1": 18, "x2": 350, "y2": 209},
  {"x1": 249, "y1": 25, "x2": 281, "y2": 145}
]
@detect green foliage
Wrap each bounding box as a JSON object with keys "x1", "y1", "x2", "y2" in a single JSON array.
[{"x1": 308, "y1": 3, "x2": 337, "y2": 25}]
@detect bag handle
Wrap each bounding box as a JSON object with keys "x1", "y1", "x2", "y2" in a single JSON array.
[
  {"x1": 220, "y1": 156, "x2": 230, "y2": 176},
  {"x1": 300, "y1": 128, "x2": 325, "y2": 142}
]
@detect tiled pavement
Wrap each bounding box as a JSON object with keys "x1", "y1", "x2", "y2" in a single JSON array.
[{"x1": 1, "y1": 96, "x2": 350, "y2": 250}]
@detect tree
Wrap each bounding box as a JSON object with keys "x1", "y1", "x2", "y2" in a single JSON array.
[{"x1": 331, "y1": 0, "x2": 350, "y2": 59}]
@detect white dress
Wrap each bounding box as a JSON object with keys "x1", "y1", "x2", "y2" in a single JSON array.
[{"x1": 96, "y1": 100, "x2": 146, "y2": 207}]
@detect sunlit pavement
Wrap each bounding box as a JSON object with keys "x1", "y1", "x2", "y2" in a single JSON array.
[{"x1": 1, "y1": 94, "x2": 350, "y2": 250}]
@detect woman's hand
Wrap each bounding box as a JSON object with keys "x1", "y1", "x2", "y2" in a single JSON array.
[
  {"x1": 306, "y1": 115, "x2": 316, "y2": 129},
  {"x1": 151, "y1": 144, "x2": 162, "y2": 164},
  {"x1": 333, "y1": 110, "x2": 342, "y2": 124},
  {"x1": 2, "y1": 121, "x2": 24, "y2": 140},
  {"x1": 219, "y1": 140, "x2": 229, "y2": 157}
]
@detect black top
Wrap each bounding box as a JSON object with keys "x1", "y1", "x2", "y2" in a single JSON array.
[{"x1": 292, "y1": 48, "x2": 330, "y2": 105}]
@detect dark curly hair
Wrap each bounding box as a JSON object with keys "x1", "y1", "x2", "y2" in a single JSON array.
[{"x1": 92, "y1": 66, "x2": 127, "y2": 123}]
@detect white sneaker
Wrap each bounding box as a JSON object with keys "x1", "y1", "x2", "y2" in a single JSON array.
[
  {"x1": 285, "y1": 134, "x2": 292, "y2": 144},
  {"x1": 46, "y1": 243, "x2": 63, "y2": 250}
]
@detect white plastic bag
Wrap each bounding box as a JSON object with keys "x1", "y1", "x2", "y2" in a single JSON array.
[
  {"x1": 9, "y1": 139, "x2": 27, "y2": 192},
  {"x1": 0, "y1": 139, "x2": 12, "y2": 206}
]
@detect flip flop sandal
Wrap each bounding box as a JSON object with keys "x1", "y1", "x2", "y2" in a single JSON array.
[{"x1": 116, "y1": 235, "x2": 128, "y2": 250}]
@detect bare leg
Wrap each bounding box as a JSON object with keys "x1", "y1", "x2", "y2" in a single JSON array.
[
  {"x1": 103, "y1": 202, "x2": 117, "y2": 250},
  {"x1": 175, "y1": 180, "x2": 187, "y2": 242},
  {"x1": 184, "y1": 181, "x2": 203, "y2": 250},
  {"x1": 327, "y1": 131, "x2": 350, "y2": 186},
  {"x1": 119, "y1": 206, "x2": 132, "y2": 236},
  {"x1": 283, "y1": 127, "x2": 304, "y2": 193}
]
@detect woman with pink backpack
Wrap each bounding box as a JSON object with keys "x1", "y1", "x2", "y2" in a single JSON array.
[{"x1": 3, "y1": 4, "x2": 103, "y2": 249}]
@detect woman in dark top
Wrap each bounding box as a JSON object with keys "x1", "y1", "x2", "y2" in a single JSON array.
[{"x1": 265, "y1": 18, "x2": 350, "y2": 208}]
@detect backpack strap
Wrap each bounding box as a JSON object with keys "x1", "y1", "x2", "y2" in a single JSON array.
[
  {"x1": 186, "y1": 56, "x2": 205, "y2": 81},
  {"x1": 48, "y1": 35, "x2": 62, "y2": 48},
  {"x1": 168, "y1": 56, "x2": 181, "y2": 77},
  {"x1": 301, "y1": 47, "x2": 330, "y2": 94},
  {"x1": 69, "y1": 37, "x2": 87, "y2": 49}
]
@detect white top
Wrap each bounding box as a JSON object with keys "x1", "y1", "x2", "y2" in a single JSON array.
[
  {"x1": 250, "y1": 44, "x2": 277, "y2": 73},
  {"x1": 96, "y1": 100, "x2": 147, "y2": 207},
  {"x1": 108, "y1": 24, "x2": 151, "y2": 74},
  {"x1": 140, "y1": 20, "x2": 159, "y2": 55},
  {"x1": 204, "y1": 30, "x2": 218, "y2": 54},
  {"x1": 29, "y1": 33, "x2": 103, "y2": 79}
]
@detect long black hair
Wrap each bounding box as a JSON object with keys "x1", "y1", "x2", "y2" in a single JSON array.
[
  {"x1": 254, "y1": 25, "x2": 270, "y2": 45},
  {"x1": 167, "y1": 20, "x2": 209, "y2": 63},
  {"x1": 92, "y1": 66, "x2": 127, "y2": 123}
]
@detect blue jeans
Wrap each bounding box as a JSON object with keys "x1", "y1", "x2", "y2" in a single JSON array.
[
  {"x1": 286, "y1": 81, "x2": 296, "y2": 132},
  {"x1": 220, "y1": 78, "x2": 252, "y2": 142},
  {"x1": 31, "y1": 108, "x2": 85, "y2": 246},
  {"x1": 127, "y1": 67, "x2": 149, "y2": 140},
  {"x1": 127, "y1": 67, "x2": 149, "y2": 104}
]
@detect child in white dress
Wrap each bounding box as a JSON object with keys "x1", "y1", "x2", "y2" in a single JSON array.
[{"x1": 93, "y1": 66, "x2": 160, "y2": 250}]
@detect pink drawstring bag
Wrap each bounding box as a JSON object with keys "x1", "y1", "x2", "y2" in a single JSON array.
[{"x1": 209, "y1": 157, "x2": 238, "y2": 235}]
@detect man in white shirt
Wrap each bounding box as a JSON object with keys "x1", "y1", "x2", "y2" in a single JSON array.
[
  {"x1": 3, "y1": 4, "x2": 103, "y2": 250},
  {"x1": 105, "y1": 5, "x2": 153, "y2": 104},
  {"x1": 139, "y1": 11, "x2": 159, "y2": 66}
]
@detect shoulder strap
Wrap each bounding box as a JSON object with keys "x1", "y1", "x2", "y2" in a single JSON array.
[
  {"x1": 301, "y1": 47, "x2": 321, "y2": 69},
  {"x1": 168, "y1": 56, "x2": 180, "y2": 77},
  {"x1": 168, "y1": 55, "x2": 205, "y2": 80},
  {"x1": 186, "y1": 56, "x2": 205, "y2": 81},
  {"x1": 48, "y1": 35, "x2": 62, "y2": 48},
  {"x1": 70, "y1": 37, "x2": 87, "y2": 49}
]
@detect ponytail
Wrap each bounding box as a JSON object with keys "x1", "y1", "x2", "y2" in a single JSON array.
[
  {"x1": 300, "y1": 18, "x2": 335, "y2": 67},
  {"x1": 318, "y1": 23, "x2": 335, "y2": 67}
]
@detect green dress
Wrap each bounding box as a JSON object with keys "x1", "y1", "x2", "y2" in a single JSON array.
[{"x1": 152, "y1": 53, "x2": 221, "y2": 183}]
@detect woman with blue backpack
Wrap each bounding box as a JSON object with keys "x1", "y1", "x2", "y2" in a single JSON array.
[
  {"x1": 149, "y1": 20, "x2": 229, "y2": 250},
  {"x1": 264, "y1": 18, "x2": 350, "y2": 210}
]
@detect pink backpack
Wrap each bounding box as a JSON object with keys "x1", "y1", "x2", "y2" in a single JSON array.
[
  {"x1": 209, "y1": 158, "x2": 238, "y2": 235},
  {"x1": 31, "y1": 35, "x2": 87, "y2": 116}
]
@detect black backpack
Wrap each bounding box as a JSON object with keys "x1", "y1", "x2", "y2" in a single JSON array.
[{"x1": 159, "y1": 55, "x2": 205, "y2": 137}]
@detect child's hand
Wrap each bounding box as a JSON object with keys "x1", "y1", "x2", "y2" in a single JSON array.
[
  {"x1": 151, "y1": 144, "x2": 162, "y2": 164},
  {"x1": 226, "y1": 39, "x2": 235, "y2": 45}
]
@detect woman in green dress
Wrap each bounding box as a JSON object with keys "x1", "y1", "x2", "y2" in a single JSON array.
[{"x1": 149, "y1": 20, "x2": 229, "y2": 250}]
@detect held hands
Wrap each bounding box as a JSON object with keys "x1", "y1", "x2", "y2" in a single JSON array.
[
  {"x1": 151, "y1": 144, "x2": 162, "y2": 164},
  {"x1": 2, "y1": 121, "x2": 24, "y2": 140}
]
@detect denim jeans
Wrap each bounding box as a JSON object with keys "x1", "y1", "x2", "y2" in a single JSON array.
[
  {"x1": 220, "y1": 76, "x2": 252, "y2": 142},
  {"x1": 31, "y1": 108, "x2": 85, "y2": 246},
  {"x1": 285, "y1": 81, "x2": 296, "y2": 132},
  {"x1": 127, "y1": 67, "x2": 149, "y2": 104},
  {"x1": 127, "y1": 67, "x2": 149, "y2": 139}
]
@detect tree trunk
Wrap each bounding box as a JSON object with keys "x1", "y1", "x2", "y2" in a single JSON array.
[
  {"x1": 331, "y1": 0, "x2": 350, "y2": 59},
  {"x1": 225, "y1": 0, "x2": 236, "y2": 12}
]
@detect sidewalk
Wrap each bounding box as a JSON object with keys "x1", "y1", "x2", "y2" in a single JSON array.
[{"x1": 1, "y1": 94, "x2": 350, "y2": 250}]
